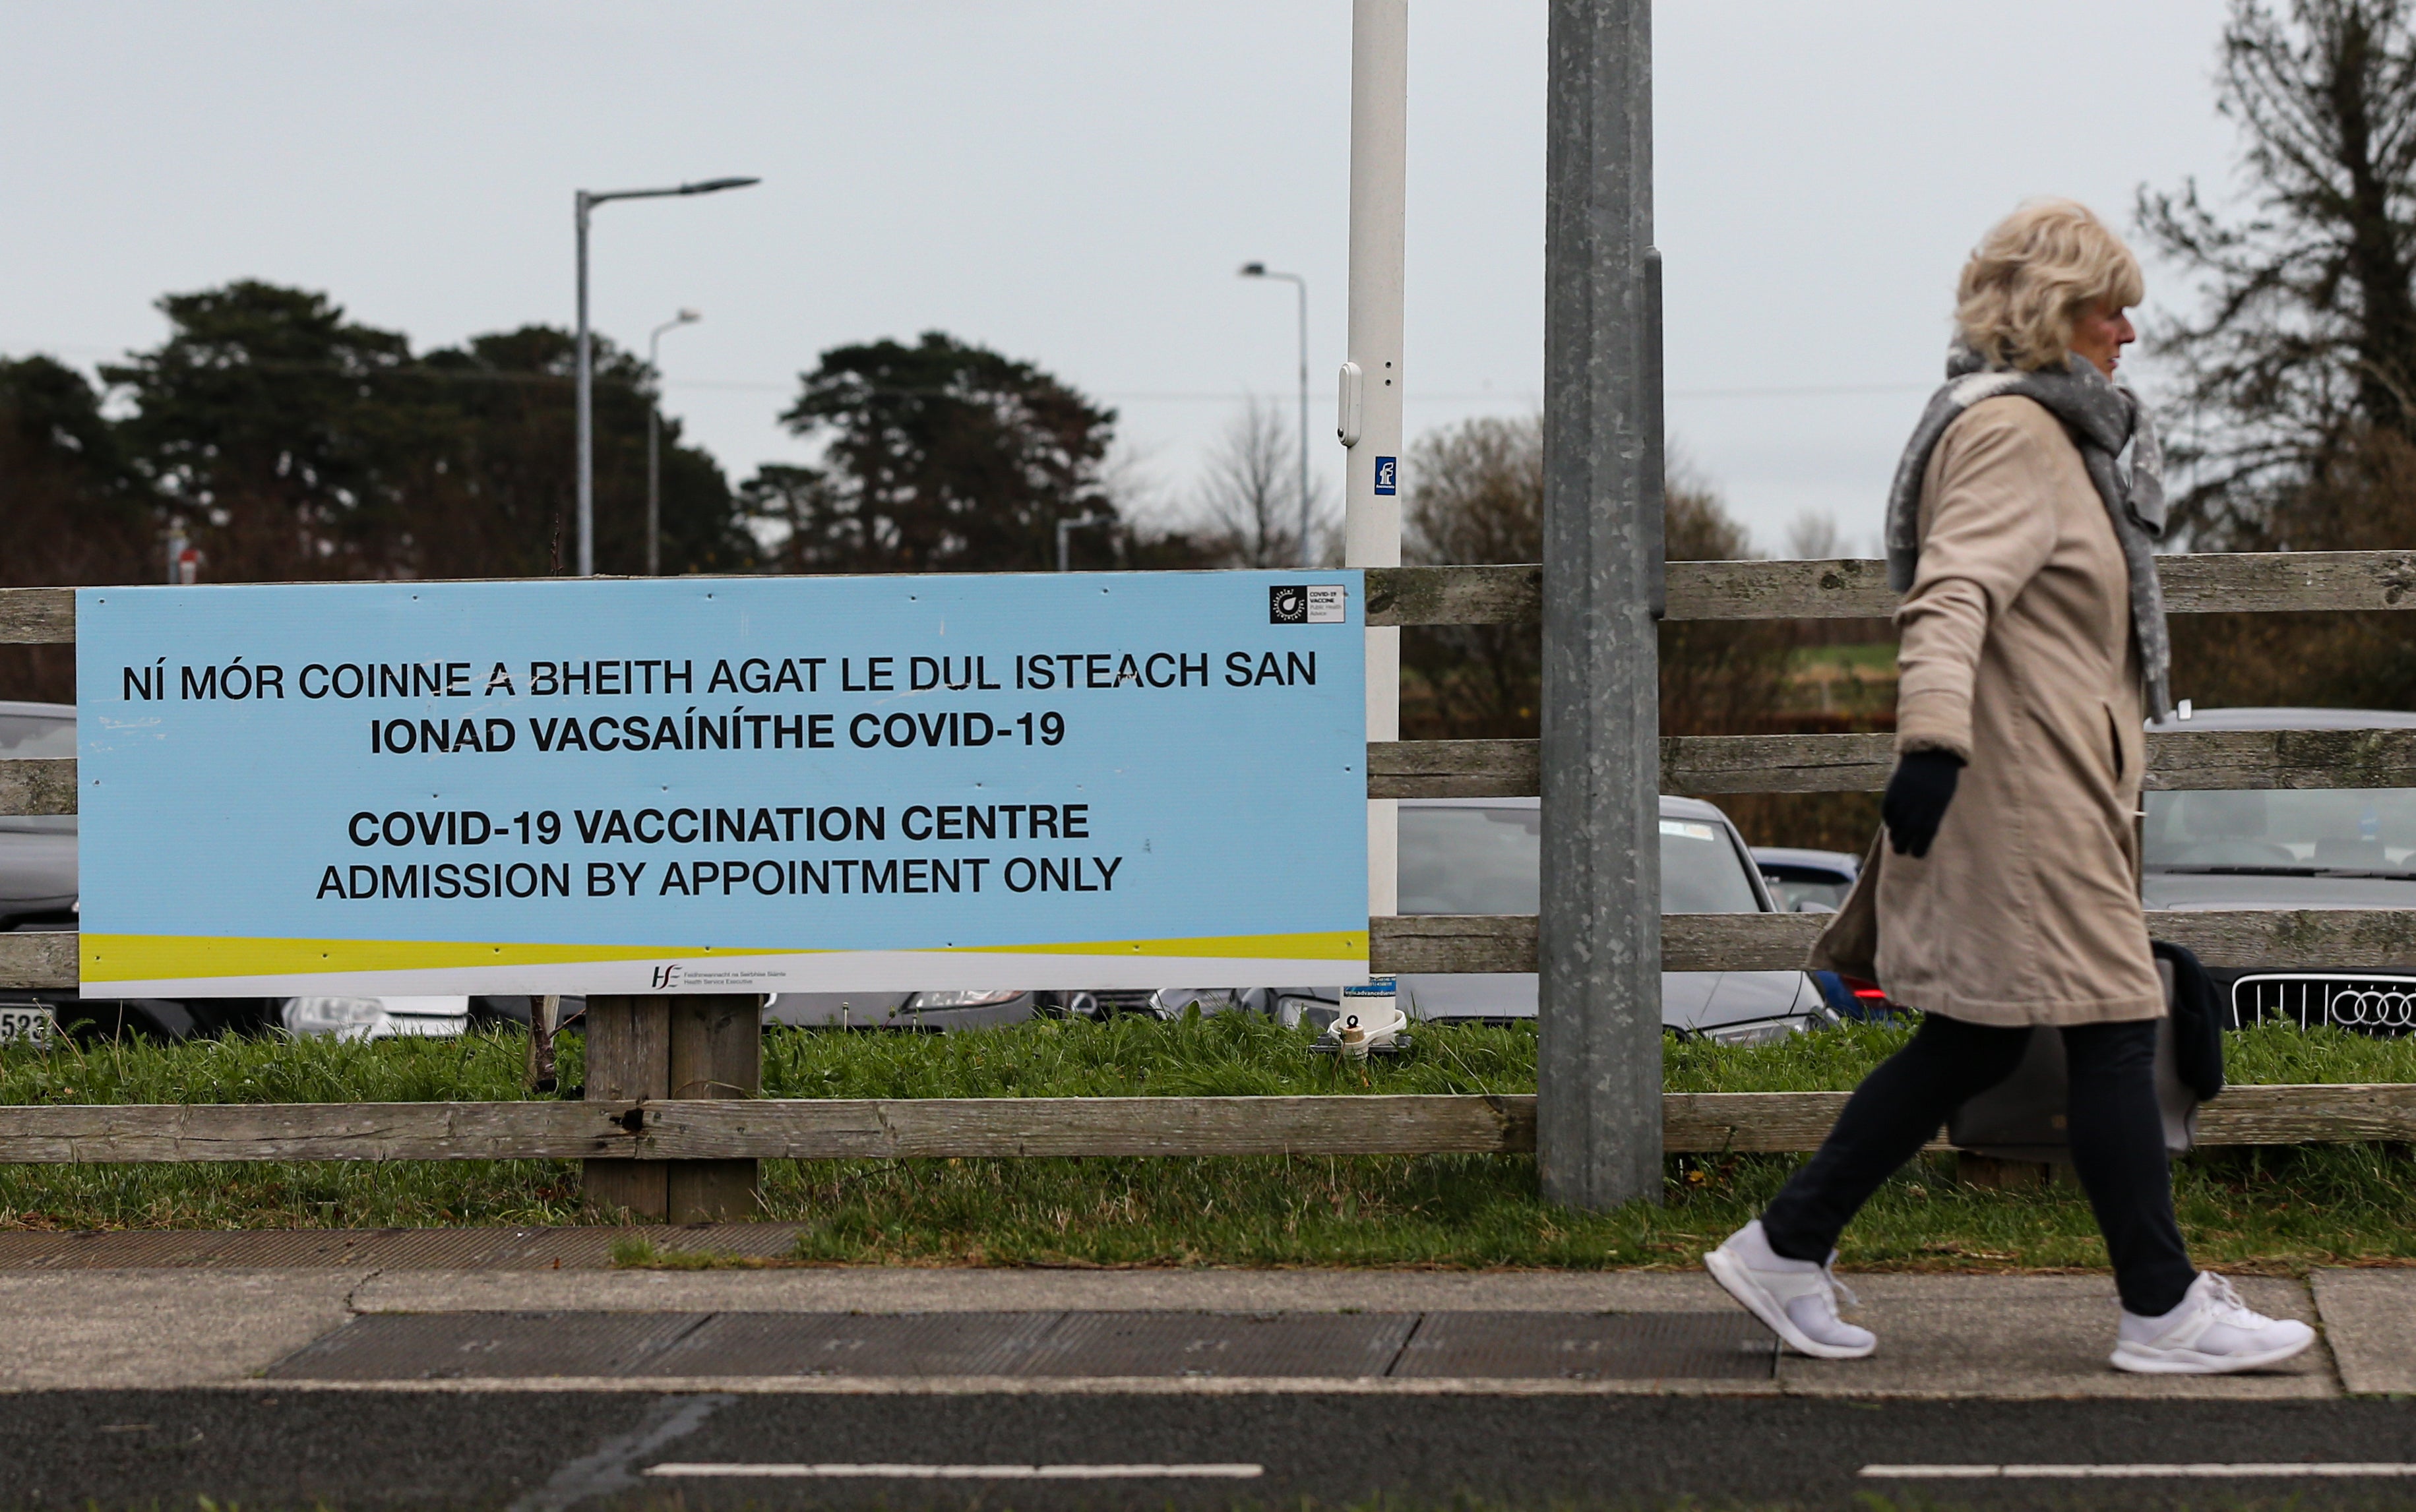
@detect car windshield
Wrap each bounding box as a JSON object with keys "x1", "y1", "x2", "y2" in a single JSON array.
[
  {"x1": 1764, "y1": 870, "x2": 1852, "y2": 912},
  {"x1": 1396, "y1": 806, "x2": 1764, "y2": 915},
  {"x1": 2145, "y1": 787, "x2": 2416, "y2": 876},
  {"x1": 0, "y1": 716, "x2": 72, "y2": 758}
]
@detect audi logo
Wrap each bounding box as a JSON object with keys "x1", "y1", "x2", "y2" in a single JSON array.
[{"x1": 2235, "y1": 975, "x2": 2416, "y2": 1035}]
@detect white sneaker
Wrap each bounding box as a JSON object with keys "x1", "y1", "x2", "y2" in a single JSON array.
[
  {"x1": 1703, "y1": 1219, "x2": 1876, "y2": 1360},
  {"x1": 2111, "y1": 1272, "x2": 2316, "y2": 1375}
]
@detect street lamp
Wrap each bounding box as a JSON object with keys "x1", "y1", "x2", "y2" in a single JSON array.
[
  {"x1": 1239, "y1": 262, "x2": 1311, "y2": 567},
  {"x1": 574, "y1": 175, "x2": 759, "y2": 577},
  {"x1": 646, "y1": 308, "x2": 702, "y2": 577}
]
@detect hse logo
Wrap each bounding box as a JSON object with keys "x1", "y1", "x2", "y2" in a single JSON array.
[
  {"x1": 1268, "y1": 585, "x2": 1347, "y2": 626},
  {"x1": 650, "y1": 962, "x2": 683, "y2": 989}
]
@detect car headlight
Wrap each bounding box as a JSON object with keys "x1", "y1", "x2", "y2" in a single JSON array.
[
  {"x1": 906, "y1": 989, "x2": 1025, "y2": 1010},
  {"x1": 1702, "y1": 1017, "x2": 1807, "y2": 1048}
]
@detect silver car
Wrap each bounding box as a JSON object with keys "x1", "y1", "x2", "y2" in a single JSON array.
[
  {"x1": 761, "y1": 986, "x2": 1222, "y2": 1031},
  {"x1": 1275, "y1": 795, "x2": 1836, "y2": 1045},
  {"x1": 0, "y1": 700, "x2": 76, "y2": 930},
  {"x1": 2144, "y1": 704, "x2": 2416, "y2": 1033}
]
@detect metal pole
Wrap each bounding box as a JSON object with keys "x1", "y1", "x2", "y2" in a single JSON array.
[
  {"x1": 646, "y1": 311, "x2": 699, "y2": 578},
  {"x1": 1295, "y1": 276, "x2": 1311, "y2": 568},
  {"x1": 1538, "y1": 0, "x2": 1662, "y2": 1209},
  {"x1": 574, "y1": 192, "x2": 594, "y2": 578},
  {"x1": 1057, "y1": 512, "x2": 1103, "y2": 572},
  {"x1": 570, "y1": 177, "x2": 757, "y2": 579},
  {"x1": 1342, "y1": 0, "x2": 1406, "y2": 919},
  {"x1": 1239, "y1": 265, "x2": 1313, "y2": 566}
]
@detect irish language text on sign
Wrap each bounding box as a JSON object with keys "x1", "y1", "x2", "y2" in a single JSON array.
[{"x1": 76, "y1": 572, "x2": 1367, "y2": 996}]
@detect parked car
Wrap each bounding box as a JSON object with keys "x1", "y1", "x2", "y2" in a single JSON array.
[
  {"x1": 766, "y1": 989, "x2": 1040, "y2": 1032},
  {"x1": 282, "y1": 995, "x2": 470, "y2": 1041},
  {"x1": 1751, "y1": 845, "x2": 1895, "y2": 1020},
  {"x1": 1, "y1": 700, "x2": 481, "y2": 1043},
  {"x1": 762, "y1": 986, "x2": 1241, "y2": 1032},
  {"x1": 2144, "y1": 705, "x2": 2416, "y2": 1034},
  {"x1": 1270, "y1": 795, "x2": 1837, "y2": 1045},
  {"x1": 1752, "y1": 846, "x2": 1860, "y2": 913},
  {"x1": 786, "y1": 799, "x2": 1834, "y2": 1044},
  {"x1": 0, "y1": 990, "x2": 282, "y2": 1044},
  {"x1": 0, "y1": 701, "x2": 76, "y2": 932}
]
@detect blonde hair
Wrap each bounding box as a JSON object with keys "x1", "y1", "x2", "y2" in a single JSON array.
[{"x1": 1954, "y1": 199, "x2": 2144, "y2": 371}]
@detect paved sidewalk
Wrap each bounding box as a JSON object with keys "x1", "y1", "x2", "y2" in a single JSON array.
[
  {"x1": 0, "y1": 1230, "x2": 2401, "y2": 1399},
  {"x1": 0, "y1": 1223, "x2": 804, "y2": 1271}
]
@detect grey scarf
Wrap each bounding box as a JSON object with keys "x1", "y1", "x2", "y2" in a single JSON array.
[{"x1": 1884, "y1": 342, "x2": 2172, "y2": 719}]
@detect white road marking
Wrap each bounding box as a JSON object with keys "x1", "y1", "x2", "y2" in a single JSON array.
[
  {"x1": 1863, "y1": 1465, "x2": 2416, "y2": 1480},
  {"x1": 646, "y1": 1462, "x2": 1263, "y2": 1480}
]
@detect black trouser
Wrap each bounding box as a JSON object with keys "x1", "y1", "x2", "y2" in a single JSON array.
[{"x1": 1758, "y1": 1013, "x2": 2198, "y2": 1317}]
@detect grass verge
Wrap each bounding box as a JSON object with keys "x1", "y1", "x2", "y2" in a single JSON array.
[{"x1": 1, "y1": 1015, "x2": 2413, "y2": 1273}]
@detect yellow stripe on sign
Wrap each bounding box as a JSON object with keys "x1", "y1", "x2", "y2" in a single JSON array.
[
  {"x1": 78, "y1": 935, "x2": 809, "y2": 983},
  {"x1": 77, "y1": 932, "x2": 1365, "y2": 981},
  {"x1": 945, "y1": 932, "x2": 1368, "y2": 961}
]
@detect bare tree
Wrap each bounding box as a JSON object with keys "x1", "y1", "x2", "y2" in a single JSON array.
[
  {"x1": 1395, "y1": 416, "x2": 1794, "y2": 741},
  {"x1": 1783, "y1": 510, "x2": 1842, "y2": 561},
  {"x1": 2138, "y1": 0, "x2": 2416, "y2": 542},
  {"x1": 1194, "y1": 396, "x2": 1326, "y2": 567},
  {"x1": 1399, "y1": 415, "x2": 1543, "y2": 735},
  {"x1": 2134, "y1": 1, "x2": 2416, "y2": 712},
  {"x1": 1404, "y1": 413, "x2": 1544, "y2": 568}
]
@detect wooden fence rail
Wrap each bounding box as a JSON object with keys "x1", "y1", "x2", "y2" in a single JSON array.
[
  {"x1": 1362, "y1": 553, "x2": 2416, "y2": 625},
  {"x1": 0, "y1": 1084, "x2": 2407, "y2": 1163},
  {"x1": 1367, "y1": 727, "x2": 2416, "y2": 799},
  {"x1": 12, "y1": 725, "x2": 2416, "y2": 817},
  {"x1": 12, "y1": 909, "x2": 2416, "y2": 992},
  {"x1": 1369, "y1": 910, "x2": 2416, "y2": 975},
  {"x1": 10, "y1": 551, "x2": 2416, "y2": 645}
]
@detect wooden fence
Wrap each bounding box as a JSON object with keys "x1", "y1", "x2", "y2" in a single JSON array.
[{"x1": 5, "y1": 554, "x2": 2416, "y2": 1216}]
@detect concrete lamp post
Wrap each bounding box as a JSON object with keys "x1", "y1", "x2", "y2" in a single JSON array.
[
  {"x1": 1238, "y1": 262, "x2": 1313, "y2": 568},
  {"x1": 574, "y1": 175, "x2": 759, "y2": 577},
  {"x1": 646, "y1": 309, "x2": 702, "y2": 577},
  {"x1": 1056, "y1": 512, "x2": 1108, "y2": 572}
]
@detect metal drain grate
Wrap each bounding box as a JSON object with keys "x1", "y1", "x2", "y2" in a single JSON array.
[
  {"x1": 1392, "y1": 1311, "x2": 1777, "y2": 1380},
  {"x1": 638, "y1": 1312, "x2": 1061, "y2": 1377},
  {"x1": 1012, "y1": 1312, "x2": 1420, "y2": 1378},
  {"x1": 263, "y1": 1311, "x2": 708, "y2": 1380}
]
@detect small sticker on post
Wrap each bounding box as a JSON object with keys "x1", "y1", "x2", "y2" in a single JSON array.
[{"x1": 1373, "y1": 456, "x2": 1398, "y2": 495}]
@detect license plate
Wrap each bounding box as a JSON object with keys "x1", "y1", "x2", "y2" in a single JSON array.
[{"x1": 0, "y1": 1005, "x2": 56, "y2": 1046}]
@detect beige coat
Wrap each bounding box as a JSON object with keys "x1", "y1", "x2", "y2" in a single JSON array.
[{"x1": 1812, "y1": 395, "x2": 2165, "y2": 1025}]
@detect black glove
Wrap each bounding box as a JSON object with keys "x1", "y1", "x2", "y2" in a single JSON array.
[{"x1": 1882, "y1": 749, "x2": 1966, "y2": 858}]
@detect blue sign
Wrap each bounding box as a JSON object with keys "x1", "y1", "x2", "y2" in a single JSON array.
[
  {"x1": 1373, "y1": 456, "x2": 1398, "y2": 496},
  {"x1": 75, "y1": 572, "x2": 1369, "y2": 997}
]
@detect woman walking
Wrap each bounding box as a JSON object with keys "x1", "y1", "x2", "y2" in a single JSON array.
[{"x1": 1704, "y1": 200, "x2": 2314, "y2": 1376}]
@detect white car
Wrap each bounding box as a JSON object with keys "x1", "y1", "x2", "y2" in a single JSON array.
[
  {"x1": 282, "y1": 996, "x2": 470, "y2": 1041},
  {"x1": 0, "y1": 700, "x2": 77, "y2": 931},
  {"x1": 1274, "y1": 795, "x2": 1836, "y2": 1046}
]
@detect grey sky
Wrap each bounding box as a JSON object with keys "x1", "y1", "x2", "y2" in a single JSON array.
[{"x1": 2, "y1": 1, "x2": 2241, "y2": 556}]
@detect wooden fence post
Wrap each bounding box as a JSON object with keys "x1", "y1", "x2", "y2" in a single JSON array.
[
  {"x1": 667, "y1": 994, "x2": 761, "y2": 1221},
  {"x1": 580, "y1": 995, "x2": 669, "y2": 1219},
  {"x1": 580, "y1": 993, "x2": 760, "y2": 1221}
]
